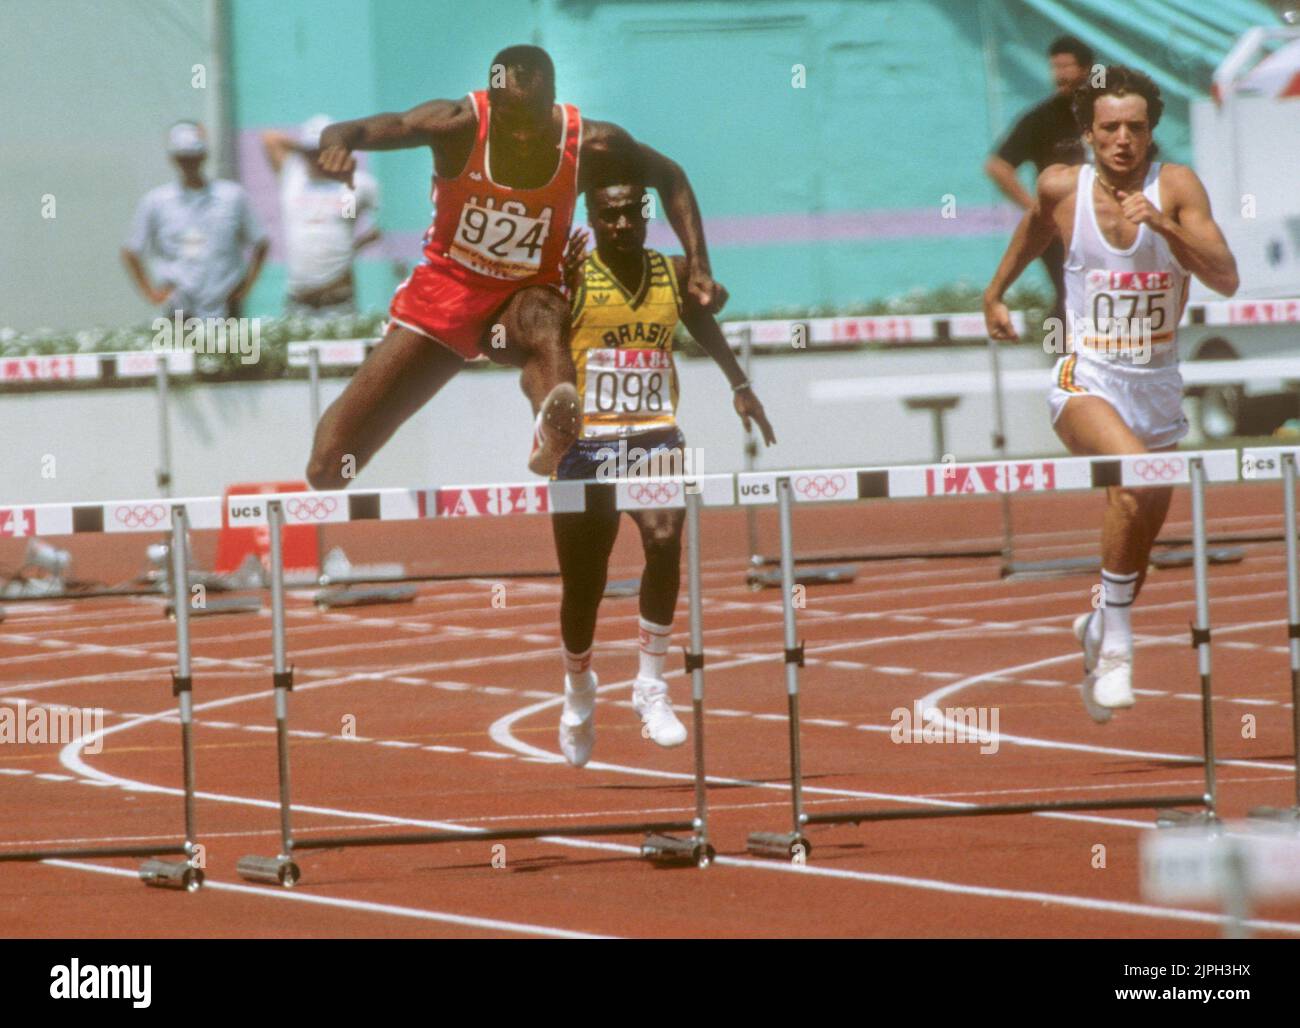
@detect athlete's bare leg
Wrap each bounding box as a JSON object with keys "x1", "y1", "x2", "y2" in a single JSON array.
[
  {"x1": 484, "y1": 285, "x2": 580, "y2": 473},
  {"x1": 1054, "y1": 394, "x2": 1174, "y2": 598},
  {"x1": 629, "y1": 508, "x2": 684, "y2": 625},
  {"x1": 485, "y1": 285, "x2": 575, "y2": 404},
  {"x1": 306, "y1": 325, "x2": 464, "y2": 490}
]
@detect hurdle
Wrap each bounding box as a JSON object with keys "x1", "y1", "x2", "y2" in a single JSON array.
[
  {"x1": 0, "y1": 496, "x2": 217, "y2": 890},
  {"x1": 1243, "y1": 447, "x2": 1300, "y2": 825},
  {"x1": 738, "y1": 450, "x2": 1243, "y2": 858},
  {"x1": 234, "y1": 475, "x2": 727, "y2": 884}
]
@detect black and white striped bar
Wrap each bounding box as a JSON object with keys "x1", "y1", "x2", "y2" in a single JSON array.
[
  {"x1": 0, "y1": 497, "x2": 223, "y2": 537},
  {"x1": 737, "y1": 450, "x2": 1241, "y2": 506}
]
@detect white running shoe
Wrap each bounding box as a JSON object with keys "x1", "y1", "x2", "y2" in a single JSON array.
[
  {"x1": 527, "y1": 383, "x2": 580, "y2": 476},
  {"x1": 1073, "y1": 611, "x2": 1112, "y2": 724},
  {"x1": 632, "y1": 677, "x2": 687, "y2": 748},
  {"x1": 558, "y1": 673, "x2": 597, "y2": 767},
  {"x1": 1093, "y1": 651, "x2": 1136, "y2": 709}
]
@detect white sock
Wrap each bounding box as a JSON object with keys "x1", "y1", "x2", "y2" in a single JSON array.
[
  {"x1": 637, "y1": 617, "x2": 672, "y2": 681},
  {"x1": 1100, "y1": 569, "x2": 1139, "y2": 656},
  {"x1": 563, "y1": 646, "x2": 594, "y2": 691},
  {"x1": 1086, "y1": 605, "x2": 1104, "y2": 648}
]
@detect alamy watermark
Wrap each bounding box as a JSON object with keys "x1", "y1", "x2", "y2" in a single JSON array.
[
  {"x1": 151, "y1": 311, "x2": 261, "y2": 365},
  {"x1": 594, "y1": 437, "x2": 705, "y2": 484},
  {"x1": 50, "y1": 960, "x2": 150, "y2": 1008},
  {"x1": 890, "y1": 700, "x2": 1000, "y2": 754},
  {"x1": 1042, "y1": 310, "x2": 1153, "y2": 365},
  {"x1": 0, "y1": 701, "x2": 103, "y2": 754}
]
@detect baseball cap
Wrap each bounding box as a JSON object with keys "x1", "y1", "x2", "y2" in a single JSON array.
[
  {"x1": 167, "y1": 121, "x2": 208, "y2": 157},
  {"x1": 298, "y1": 114, "x2": 332, "y2": 150}
]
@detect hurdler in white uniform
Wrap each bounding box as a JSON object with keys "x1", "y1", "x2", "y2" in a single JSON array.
[{"x1": 1048, "y1": 162, "x2": 1191, "y2": 448}]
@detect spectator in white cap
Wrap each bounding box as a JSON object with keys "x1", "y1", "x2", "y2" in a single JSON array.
[
  {"x1": 122, "y1": 121, "x2": 269, "y2": 320},
  {"x1": 262, "y1": 114, "x2": 381, "y2": 316}
]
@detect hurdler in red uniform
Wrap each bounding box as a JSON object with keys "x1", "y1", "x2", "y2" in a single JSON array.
[{"x1": 305, "y1": 44, "x2": 728, "y2": 484}]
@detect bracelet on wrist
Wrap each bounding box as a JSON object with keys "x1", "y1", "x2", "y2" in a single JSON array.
[{"x1": 732, "y1": 380, "x2": 751, "y2": 393}]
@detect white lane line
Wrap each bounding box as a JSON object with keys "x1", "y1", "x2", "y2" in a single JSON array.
[
  {"x1": 39, "y1": 860, "x2": 609, "y2": 939},
  {"x1": 484, "y1": 681, "x2": 1300, "y2": 934}
]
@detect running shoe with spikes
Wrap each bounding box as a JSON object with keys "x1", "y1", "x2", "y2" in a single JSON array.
[
  {"x1": 632, "y1": 676, "x2": 687, "y2": 747},
  {"x1": 1073, "y1": 611, "x2": 1112, "y2": 724},
  {"x1": 528, "y1": 382, "x2": 580, "y2": 476},
  {"x1": 558, "y1": 673, "x2": 597, "y2": 767},
  {"x1": 1093, "y1": 651, "x2": 1136, "y2": 709}
]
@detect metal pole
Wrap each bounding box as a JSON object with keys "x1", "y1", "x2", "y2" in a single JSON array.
[
  {"x1": 685, "y1": 487, "x2": 710, "y2": 855},
  {"x1": 777, "y1": 478, "x2": 806, "y2": 837},
  {"x1": 169, "y1": 505, "x2": 197, "y2": 850},
  {"x1": 307, "y1": 348, "x2": 327, "y2": 576},
  {"x1": 268, "y1": 500, "x2": 294, "y2": 857},
  {"x1": 1284, "y1": 455, "x2": 1300, "y2": 809},
  {"x1": 987, "y1": 334, "x2": 1015, "y2": 575},
  {"x1": 930, "y1": 408, "x2": 947, "y2": 464},
  {"x1": 308, "y1": 346, "x2": 322, "y2": 430},
  {"x1": 1190, "y1": 457, "x2": 1218, "y2": 814},
  {"x1": 156, "y1": 355, "x2": 173, "y2": 498},
  {"x1": 742, "y1": 327, "x2": 760, "y2": 567}
]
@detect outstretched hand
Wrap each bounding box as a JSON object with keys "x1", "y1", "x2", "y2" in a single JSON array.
[
  {"x1": 562, "y1": 228, "x2": 589, "y2": 296},
  {"x1": 688, "y1": 266, "x2": 729, "y2": 314},
  {"x1": 734, "y1": 386, "x2": 776, "y2": 446},
  {"x1": 316, "y1": 144, "x2": 356, "y2": 188}
]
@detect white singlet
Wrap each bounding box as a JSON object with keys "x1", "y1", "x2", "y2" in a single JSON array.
[{"x1": 1049, "y1": 162, "x2": 1191, "y2": 449}]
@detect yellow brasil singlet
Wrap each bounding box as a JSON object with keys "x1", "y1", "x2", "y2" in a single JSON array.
[{"x1": 570, "y1": 249, "x2": 682, "y2": 439}]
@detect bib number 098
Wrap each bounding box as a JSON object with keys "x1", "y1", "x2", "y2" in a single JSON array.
[{"x1": 593, "y1": 371, "x2": 666, "y2": 413}]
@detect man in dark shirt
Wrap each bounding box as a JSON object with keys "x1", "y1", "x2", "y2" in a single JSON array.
[{"x1": 985, "y1": 35, "x2": 1094, "y2": 323}]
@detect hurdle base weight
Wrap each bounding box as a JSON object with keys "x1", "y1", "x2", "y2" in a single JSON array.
[
  {"x1": 1156, "y1": 808, "x2": 1220, "y2": 829},
  {"x1": 314, "y1": 584, "x2": 417, "y2": 610},
  {"x1": 139, "y1": 858, "x2": 204, "y2": 892},
  {"x1": 641, "y1": 833, "x2": 714, "y2": 868},
  {"x1": 1247, "y1": 805, "x2": 1300, "y2": 825},
  {"x1": 746, "y1": 831, "x2": 810, "y2": 860},
  {"x1": 236, "y1": 854, "x2": 301, "y2": 887}
]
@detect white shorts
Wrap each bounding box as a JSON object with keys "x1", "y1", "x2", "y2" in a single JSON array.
[{"x1": 1048, "y1": 353, "x2": 1189, "y2": 450}]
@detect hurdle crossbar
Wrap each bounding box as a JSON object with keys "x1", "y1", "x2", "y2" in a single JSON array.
[
  {"x1": 0, "y1": 502, "x2": 206, "y2": 889},
  {"x1": 232, "y1": 476, "x2": 732, "y2": 882},
  {"x1": 736, "y1": 450, "x2": 1258, "y2": 853}
]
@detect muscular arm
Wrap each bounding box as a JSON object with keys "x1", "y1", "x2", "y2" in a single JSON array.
[
  {"x1": 1150, "y1": 166, "x2": 1239, "y2": 297},
  {"x1": 583, "y1": 120, "x2": 725, "y2": 312},
  {"x1": 984, "y1": 155, "x2": 1034, "y2": 211},
  {"x1": 321, "y1": 98, "x2": 463, "y2": 152},
  {"x1": 983, "y1": 165, "x2": 1072, "y2": 339},
  {"x1": 670, "y1": 256, "x2": 776, "y2": 446}
]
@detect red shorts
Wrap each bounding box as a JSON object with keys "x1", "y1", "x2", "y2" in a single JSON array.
[{"x1": 388, "y1": 258, "x2": 562, "y2": 360}]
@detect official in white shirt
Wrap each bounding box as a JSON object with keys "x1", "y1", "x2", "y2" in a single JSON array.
[
  {"x1": 122, "y1": 121, "x2": 269, "y2": 320},
  {"x1": 262, "y1": 115, "x2": 381, "y2": 316}
]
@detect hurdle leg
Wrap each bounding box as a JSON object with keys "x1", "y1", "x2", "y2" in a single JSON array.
[
  {"x1": 642, "y1": 487, "x2": 716, "y2": 868},
  {"x1": 238, "y1": 500, "x2": 302, "y2": 886},
  {"x1": 986, "y1": 336, "x2": 1016, "y2": 577},
  {"x1": 140, "y1": 505, "x2": 205, "y2": 891},
  {"x1": 747, "y1": 477, "x2": 811, "y2": 860},
  {"x1": 154, "y1": 355, "x2": 172, "y2": 497},
  {"x1": 1251, "y1": 452, "x2": 1300, "y2": 824},
  {"x1": 1158, "y1": 456, "x2": 1219, "y2": 827}
]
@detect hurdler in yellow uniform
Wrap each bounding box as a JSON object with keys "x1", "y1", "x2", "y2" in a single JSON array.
[{"x1": 551, "y1": 166, "x2": 777, "y2": 767}]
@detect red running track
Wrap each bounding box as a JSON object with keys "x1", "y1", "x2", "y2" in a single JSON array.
[{"x1": 2, "y1": 483, "x2": 1299, "y2": 938}]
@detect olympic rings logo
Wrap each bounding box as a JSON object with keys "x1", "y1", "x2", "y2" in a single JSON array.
[
  {"x1": 627, "y1": 482, "x2": 681, "y2": 506},
  {"x1": 794, "y1": 474, "x2": 846, "y2": 499},
  {"x1": 1132, "y1": 457, "x2": 1185, "y2": 482},
  {"x1": 114, "y1": 504, "x2": 166, "y2": 529},
  {"x1": 286, "y1": 496, "x2": 339, "y2": 521}
]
